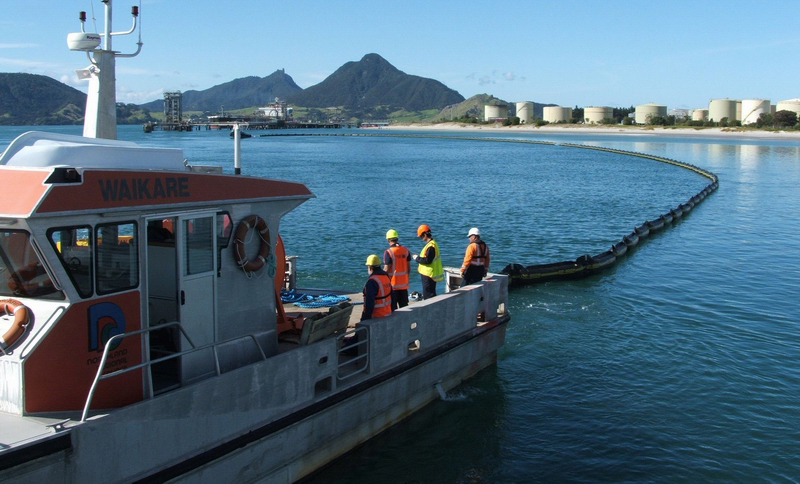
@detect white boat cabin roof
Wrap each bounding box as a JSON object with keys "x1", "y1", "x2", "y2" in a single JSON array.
[{"x1": 0, "y1": 131, "x2": 186, "y2": 171}]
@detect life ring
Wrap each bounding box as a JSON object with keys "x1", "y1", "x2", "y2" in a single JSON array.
[
  {"x1": 0, "y1": 299, "x2": 30, "y2": 350},
  {"x1": 233, "y1": 215, "x2": 271, "y2": 272}
]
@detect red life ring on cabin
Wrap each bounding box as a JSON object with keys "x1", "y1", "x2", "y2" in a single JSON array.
[
  {"x1": 233, "y1": 215, "x2": 271, "y2": 272},
  {"x1": 0, "y1": 299, "x2": 30, "y2": 350}
]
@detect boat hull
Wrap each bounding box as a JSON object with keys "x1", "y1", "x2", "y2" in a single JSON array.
[{"x1": 0, "y1": 276, "x2": 509, "y2": 484}]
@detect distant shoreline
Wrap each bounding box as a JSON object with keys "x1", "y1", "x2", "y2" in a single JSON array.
[{"x1": 383, "y1": 122, "x2": 800, "y2": 141}]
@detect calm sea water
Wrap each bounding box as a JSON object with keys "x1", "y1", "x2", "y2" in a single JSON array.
[{"x1": 2, "y1": 126, "x2": 799, "y2": 483}]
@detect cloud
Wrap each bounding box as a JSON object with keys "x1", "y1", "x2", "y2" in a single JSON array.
[
  {"x1": 117, "y1": 86, "x2": 164, "y2": 104},
  {"x1": 470, "y1": 70, "x2": 527, "y2": 87}
]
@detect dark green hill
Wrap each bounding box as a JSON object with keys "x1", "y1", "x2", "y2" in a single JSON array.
[
  {"x1": 288, "y1": 54, "x2": 464, "y2": 115},
  {"x1": 0, "y1": 73, "x2": 156, "y2": 125},
  {"x1": 140, "y1": 69, "x2": 302, "y2": 112},
  {"x1": 0, "y1": 73, "x2": 87, "y2": 125}
]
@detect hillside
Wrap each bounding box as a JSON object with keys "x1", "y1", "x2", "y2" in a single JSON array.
[
  {"x1": 140, "y1": 69, "x2": 302, "y2": 112},
  {"x1": 0, "y1": 73, "x2": 87, "y2": 125},
  {"x1": 434, "y1": 94, "x2": 508, "y2": 120},
  {"x1": 435, "y1": 94, "x2": 556, "y2": 121},
  {"x1": 288, "y1": 54, "x2": 464, "y2": 117}
]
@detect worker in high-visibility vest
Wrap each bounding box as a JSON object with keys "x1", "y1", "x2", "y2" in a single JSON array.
[
  {"x1": 361, "y1": 254, "x2": 394, "y2": 321},
  {"x1": 412, "y1": 224, "x2": 443, "y2": 300},
  {"x1": 383, "y1": 229, "x2": 412, "y2": 309},
  {"x1": 460, "y1": 227, "x2": 490, "y2": 285}
]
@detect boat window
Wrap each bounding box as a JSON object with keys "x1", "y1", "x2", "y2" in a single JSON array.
[
  {"x1": 184, "y1": 216, "x2": 214, "y2": 275},
  {"x1": 1, "y1": 230, "x2": 63, "y2": 300},
  {"x1": 217, "y1": 212, "x2": 232, "y2": 248},
  {"x1": 216, "y1": 212, "x2": 231, "y2": 276},
  {"x1": 48, "y1": 226, "x2": 93, "y2": 298},
  {"x1": 96, "y1": 222, "x2": 139, "y2": 295}
]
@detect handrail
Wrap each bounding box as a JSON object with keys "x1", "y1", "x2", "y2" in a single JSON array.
[
  {"x1": 81, "y1": 322, "x2": 266, "y2": 421},
  {"x1": 336, "y1": 327, "x2": 369, "y2": 381}
]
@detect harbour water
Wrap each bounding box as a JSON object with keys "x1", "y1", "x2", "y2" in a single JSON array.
[{"x1": 2, "y1": 126, "x2": 799, "y2": 482}]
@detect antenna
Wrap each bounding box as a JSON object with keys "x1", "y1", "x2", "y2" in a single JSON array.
[{"x1": 67, "y1": 0, "x2": 143, "y2": 140}]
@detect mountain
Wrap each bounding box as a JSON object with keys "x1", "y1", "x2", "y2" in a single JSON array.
[
  {"x1": 0, "y1": 73, "x2": 87, "y2": 125},
  {"x1": 140, "y1": 69, "x2": 302, "y2": 112},
  {"x1": 288, "y1": 54, "x2": 464, "y2": 114}
]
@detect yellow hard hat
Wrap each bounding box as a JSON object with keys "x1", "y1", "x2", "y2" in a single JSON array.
[
  {"x1": 386, "y1": 229, "x2": 399, "y2": 240},
  {"x1": 365, "y1": 254, "x2": 381, "y2": 266}
]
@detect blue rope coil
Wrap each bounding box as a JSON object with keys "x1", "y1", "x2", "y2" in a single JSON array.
[{"x1": 280, "y1": 290, "x2": 351, "y2": 308}]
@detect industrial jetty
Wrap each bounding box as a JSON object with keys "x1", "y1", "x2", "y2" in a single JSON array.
[{"x1": 0, "y1": 3, "x2": 509, "y2": 482}]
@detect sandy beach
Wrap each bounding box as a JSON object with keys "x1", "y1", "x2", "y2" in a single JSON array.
[{"x1": 384, "y1": 122, "x2": 800, "y2": 141}]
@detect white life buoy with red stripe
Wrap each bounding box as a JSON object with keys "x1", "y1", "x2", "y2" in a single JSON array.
[
  {"x1": 233, "y1": 215, "x2": 271, "y2": 273},
  {"x1": 0, "y1": 299, "x2": 30, "y2": 350}
]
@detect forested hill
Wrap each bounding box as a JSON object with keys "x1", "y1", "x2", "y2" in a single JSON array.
[
  {"x1": 139, "y1": 69, "x2": 303, "y2": 112},
  {"x1": 288, "y1": 54, "x2": 464, "y2": 115},
  {"x1": 0, "y1": 73, "x2": 86, "y2": 125}
]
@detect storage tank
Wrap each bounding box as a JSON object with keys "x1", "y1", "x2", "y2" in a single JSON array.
[
  {"x1": 692, "y1": 109, "x2": 708, "y2": 121},
  {"x1": 543, "y1": 106, "x2": 572, "y2": 123},
  {"x1": 484, "y1": 104, "x2": 507, "y2": 122},
  {"x1": 776, "y1": 99, "x2": 800, "y2": 116},
  {"x1": 516, "y1": 102, "x2": 533, "y2": 124},
  {"x1": 583, "y1": 106, "x2": 612, "y2": 124},
  {"x1": 708, "y1": 99, "x2": 737, "y2": 122},
  {"x1": 741, "y1": 99, "x2": 770, "y2": 125},
  {"x1": 635, "y1": 103, "x2": 667, "y2": 124}
]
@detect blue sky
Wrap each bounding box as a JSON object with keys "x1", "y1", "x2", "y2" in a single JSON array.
[{"x1": 3, "y1": 0, "x2": 800, "y2": 110}]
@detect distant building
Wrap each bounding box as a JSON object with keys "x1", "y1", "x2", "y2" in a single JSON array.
[
  {"x1": 635, "y1": 103, "x2": 667, "y2": 124},
  {"x1": 708, "y1": 99, "x2": 737, "y2": 122},
  {"x1": 484, "y1": 104, "x2": 508, "y2": 122},
  {"x1": 584, "y1": 106, "x2": 612, "y2": 124},
  {"x1": 741, "y1": 99, "x2": 770, "y2": 125},
  {"x1": 516, "y1": 102, "x2": 533, "y2": 124},
  {"x1": 163, "y1": 91, "x2": 182, "y2": 124},
  {"x1": 776, "y1": 99, "x2": 800, "y2": 117},
  {"x1": 257, "y1": 98, "x2": 292, "y2": 120},
  {"x1": 543, "y1": 106, "x2": 572, "y2": 123},
  {"x1": 691, "y1": 109, "x2": 708, "y2": 121}
]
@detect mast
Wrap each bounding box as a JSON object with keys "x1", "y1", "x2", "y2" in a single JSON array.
[{"x1": 68, "y1": 0, "x2": 142, "y2": 140}]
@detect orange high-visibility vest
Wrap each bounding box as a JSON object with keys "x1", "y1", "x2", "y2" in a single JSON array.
[
  {"x1": 366, "y1": 273, "x2": 392, "y2": 318},
  {"x1": 385, "y1": 244, "x2": 410, "y2": 290}
]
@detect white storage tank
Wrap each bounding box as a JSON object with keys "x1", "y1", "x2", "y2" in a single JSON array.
[
  {"x1": 692, "y1": 109, "x2": 708, "y2": 121},
  {"x1": 484, "y1": 104, "x2": 507, "y2": 122},
  {"x1": 741, "y1": 99, "x2": 770, "y2": 125},
  {"x1": 708, "y1": 99, "x2": 737, "y2": 122},
  {"x1": 583, "y1": 106, "x2": 612, "y2": 124},
  {"x1": 516, "y1": 102, "x2": 533, "y2": 124},
  {"x1": 635, "y1": 103, "x2": 667, "y2": 124},
  {"x1": 776, "y1": 99, "x2": 800, "y2": 116},
  {"x1": 543, "y1": 106, "x2": 572, "y2": 123}
]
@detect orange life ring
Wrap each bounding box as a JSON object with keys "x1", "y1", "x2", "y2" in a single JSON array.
[
  {"x1": 0, "y1": 299, "x2": 30, "y2": 350},
  {"x1": 233, "y1": 215, "x2": 271, "y2": 272}
]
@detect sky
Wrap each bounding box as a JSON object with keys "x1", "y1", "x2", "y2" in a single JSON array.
[{"x1": 3, "y1": 0, "x2": 800, "y2": 110}]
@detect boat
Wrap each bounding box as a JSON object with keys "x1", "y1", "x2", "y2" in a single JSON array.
[{"x1": 0, "y1": 3, "x2": 510, "y2": 482}]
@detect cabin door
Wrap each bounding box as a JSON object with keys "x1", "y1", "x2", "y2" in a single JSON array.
[{"x1": 176, "y1": 213, "x2": 217, "y2": 383}]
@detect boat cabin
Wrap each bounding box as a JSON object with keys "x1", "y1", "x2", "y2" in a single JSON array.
[{"x1": 0, "y1": 131, "x2": 313, "y2": 415}]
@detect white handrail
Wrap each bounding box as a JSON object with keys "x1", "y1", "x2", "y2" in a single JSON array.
[{"x1": 81, "y1": 322, "x2": 266, "y2": 421}]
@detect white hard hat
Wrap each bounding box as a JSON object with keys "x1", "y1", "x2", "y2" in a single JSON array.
[{"x1": 468, "y1": 227, "x2": 480, "y2": 237}]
